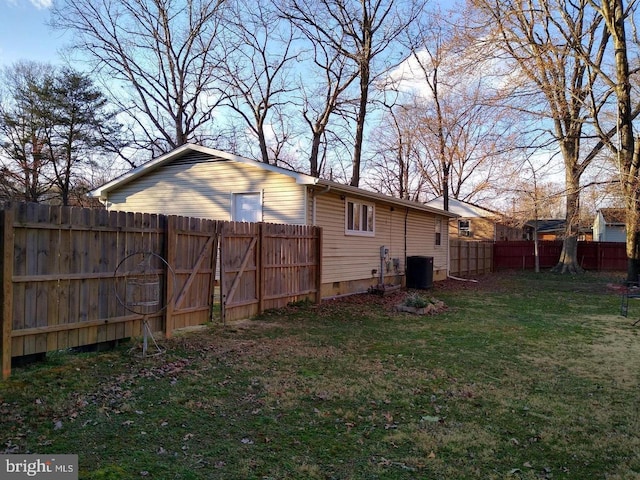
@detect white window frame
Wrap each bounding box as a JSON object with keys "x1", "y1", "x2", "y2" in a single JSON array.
[
  {"x1": 435, "y1": 217, "x2": 442, "y2": 246},
  {"x1": 231, "y1": 191, "x2": 263, "y2": 223},
  {"x1": 345, "y1": 198, "x2": 375, "y2": 236},
  {"x1": 458, "y1": 219, "x2": 471, "y2": 237}
]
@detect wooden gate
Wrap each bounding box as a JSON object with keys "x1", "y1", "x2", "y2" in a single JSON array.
[
  {"x1": 220, "y1": 222, "x2": 322, "y2": 322},
  {"x1": 220, "y1": 222, "x2": 258, "y2": 322},
  {"x1": 165, "y1": 216, "x2": 220, "y2": 336}
]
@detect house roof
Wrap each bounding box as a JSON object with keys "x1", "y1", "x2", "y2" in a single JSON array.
[
  {"x1": 310, "y1": 179, "x2": 457, "y2": 217},
  {"x1": 525, "y1": 219, "x2": 565, "y2": 232},
  {"x1": 525, "y1": 218, "x2": 592, "y2": 234},
  {"x1": 91, "y1": 144, "x2": 457, "y2": 218},
  {"x1": 599, "y1": 208, "x2": 626, "y2": 224},
  {"x1": 425, "y1": 197, "x2": 502, "y2": 218}
]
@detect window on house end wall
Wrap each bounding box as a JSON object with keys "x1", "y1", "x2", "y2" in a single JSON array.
[
  {"x1": 232, "y1": 192, "x2": 262, "y2": 223},
  {"x1": 345, "y1": 199, "x2": 375, "y2": 236},
  {"x1": 458, "y1": 219, "x2": 471, "y2": 237},
  {"x1": 435, "y1": 218, "x2": 442, "y2": 246}
]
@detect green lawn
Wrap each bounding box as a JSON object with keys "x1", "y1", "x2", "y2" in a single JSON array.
[{"x1": 2, "y1": 271, "x2": 639, "y2": 479}]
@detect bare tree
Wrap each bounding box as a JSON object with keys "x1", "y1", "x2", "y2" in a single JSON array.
[
  {"x1": 411, "y1": 11, "x2": 453, "y2": 209},
  {"x1": 366, "y1": 102, "x2": 428, "y2": 200},
  {"x1": 52, "y1": 0, "x2": 226, "y2": 157},
  {"x1": 297, "y1": 40, "x2": 359, "y2": 177},
  {"x1": 471, "y1": 0, "x2": 611, "y2": 273},
  {"x1": 281, "y1": 0, "x2": 424, "y2": 186},
  {"x1": 383, "y1": 7, "x2": 518, "y2": 207},
  {"x1": 588, "y1": 0, "x2": 640, "y2": 281},
  {"x1": 218, "y1": 0, "x2": 298, "y2": 164}
]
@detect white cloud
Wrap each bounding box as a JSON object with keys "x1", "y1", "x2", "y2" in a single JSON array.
[{"x1": 29, "y1": 0, "x2": 52, "y2": 9}]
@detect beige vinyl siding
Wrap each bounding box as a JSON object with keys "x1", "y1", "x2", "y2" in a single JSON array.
[
  {"x1": 406, "y1": 209, "x2": 448, "y2": 272},
  {"x1": 314, "y1": 191, "x2": 448, "y2": 284},
  {"x1": 105, "y1": 155, "x2": 307, "y2": 224}
]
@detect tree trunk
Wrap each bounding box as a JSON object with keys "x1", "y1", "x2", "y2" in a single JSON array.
[
  {"x1": 554, "y1": 235, "x2": 581, "y2": 274},
  {"x1": 309, "y1": 131, "x2": 321, "y2": 177},
  {"x1": 533, "y1": 220, "x2": 540, "y2": 273},
  {"x1": 258, "y1": 131, "x2": 270, "y2": 164},
  {"x1": 552, "y1": 173, "x2": 583, "y2": 274},
  {"x1": 624, "y1": 187, "x2": 640, "y2": 282},
  {"x1": 627, "y1": 230, "x2": 640, "y2": 283},
  {"x1": 350, "y1": 62, "x2": 370, "y2": 187},
  {"x1": 600, "y1": 0, "x2": 640, "y2": 283}
]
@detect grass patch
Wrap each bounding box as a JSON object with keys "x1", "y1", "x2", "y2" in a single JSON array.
[{"x1": 1, "y1": 271, "x2": 638, "y2": 479}]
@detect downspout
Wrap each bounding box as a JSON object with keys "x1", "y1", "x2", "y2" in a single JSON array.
[
  {"x1": 446, "y1": 215, "x2": 450, "y2": 278},
  {"x1": 312, "y1": 184, "x2": 331, "y2": 301},
  {"x1": 404, "y1": 207, "x2": 409, "y2": 280}
]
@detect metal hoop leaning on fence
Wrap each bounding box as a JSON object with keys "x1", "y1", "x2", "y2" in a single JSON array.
[{"x1": 113, "y1": 251, "x2": 176, "y2": 356}]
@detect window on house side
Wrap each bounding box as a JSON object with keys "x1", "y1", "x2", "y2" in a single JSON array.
[
  {"x1": 435, "y1": 218, "x2": 442, "y2": 246},
  {"x1": 459, "y1": 219, "x2": 471, "y2": 237},
  {"x1": 346, "y1": 199, "x2": 375, "y2": 236}
]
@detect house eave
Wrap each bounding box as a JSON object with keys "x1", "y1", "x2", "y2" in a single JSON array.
[{"x1": 313, "y1": 180, "x2": 458, "y2": 218}]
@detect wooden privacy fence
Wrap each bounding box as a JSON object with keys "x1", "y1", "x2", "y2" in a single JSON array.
[
  {"x1": 493, "y1": 241, "x2": 627, "y2": 271},
  {"x1": 493, "y1": 241, "x2": 562, "y2": 270},
  {"x1": 449, "y1": 239, "x2": 493, "y2": 277},
  {"x1": 449, "y1": 240, "x2": 627, "y2": 276},
  {"x1": 1, "y1": 203, "x2": 322, "y2": 379}
]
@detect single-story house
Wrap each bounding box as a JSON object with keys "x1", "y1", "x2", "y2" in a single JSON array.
[
  {"x1": 523, "y1": 219, "x2": 565, "y2": 241},
  {"x1": 593, "y1": 208, "x2": 626, "y2": 242},
  {"x1": 425, "y1": 197, "x2": 523, "y2": 241},
  {"x1": 523, "y1": 219, "x2": 593, "y2": 242},
  {"x1": 90, "y1": 144, "x2": 457, "y2": 298}
]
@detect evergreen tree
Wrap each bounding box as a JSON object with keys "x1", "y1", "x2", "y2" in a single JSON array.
[
  {"x1": 0, "y1": 62, "x2": 56, "y2": 203},
  {"x1": 0, "y1": 63, "x2": 122, "y2": 205},
  {"x1": 46, "y1": 68, "x2": 122, "y2": 206}
]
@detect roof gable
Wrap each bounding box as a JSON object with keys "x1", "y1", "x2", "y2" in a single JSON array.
[
  {"x1": 600, "y1": 208, "x2": 626, "y2": 224},
  {"x1": 91, "y1": 144, "x2": 317, "y2": 199}
]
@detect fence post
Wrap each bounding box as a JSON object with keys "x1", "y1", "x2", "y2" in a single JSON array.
[
  {"x1": 475, "y1": 242, "x2": 479, "y2": 275},
  {"x1": 209, "y1": 222, "x2": 220, "y2": 322},
  {"x1": 1, "y1": 207, "x2": 14, "y2": 379},
  {"x1": 258, "y1": 223, "x2": 265, "y2": 315},
  {"x1": 164, "y1": 215, "x2": 176, "y2": 339},
  {"x1": 315, "y1": 227, "x2": 323, "y2": 304}
]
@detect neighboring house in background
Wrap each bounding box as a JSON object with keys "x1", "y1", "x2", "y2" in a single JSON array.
[
  {"x1": 90, "y1": 144, "x2": 457, "y2": 298},
  {"x1": 524, "y1": 219, "x2": 566, "y2": 241},
  {"x1": 593, "y1": 208, "x2": 626, "y2": 242},
  {"x1": 425, "y1": 197, "x2": 523, "y2": 241},
  {"x1": 523, "y1": 219, "x2": 593, "y2": 241}
]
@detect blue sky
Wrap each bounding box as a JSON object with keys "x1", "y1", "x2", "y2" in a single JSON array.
[{"x1": 0, "y1": 0, "x2": 68, "y2": 67}]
